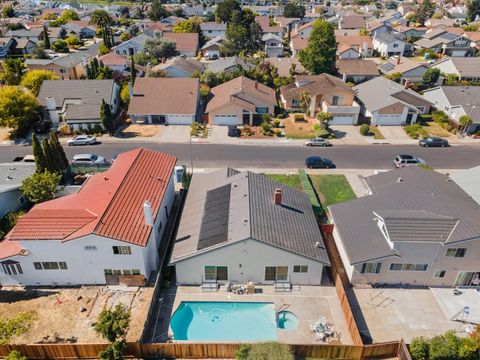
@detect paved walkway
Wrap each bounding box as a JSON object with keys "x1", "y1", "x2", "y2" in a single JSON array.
[{"x1": 345, "y1": 174, "x2": 369, "y2": 198}]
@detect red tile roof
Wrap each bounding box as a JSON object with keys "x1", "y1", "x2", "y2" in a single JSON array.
[
  {"x1": 7, "y1": 148, "x2": 176, "y2": 247},
  {"x1": 0, "y1": 240, "x2": 24, "y2": 260}
]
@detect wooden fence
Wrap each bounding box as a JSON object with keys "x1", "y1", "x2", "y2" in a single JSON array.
[
  {"x1": 0, "y1": 341, "x2": 405, "y2": 359},
  {"x1": 397, "y1": 339, "x2": 413, "y2": 360}
]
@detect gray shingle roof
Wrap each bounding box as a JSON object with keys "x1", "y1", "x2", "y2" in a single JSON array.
[
  {"x1": 0, "y1": 163, "x2": 36, "y2": 192},
  {"x1": 171, "y1": 168, "x2": 330, "y2": 265},
  {"x1": 329, "y1": 167, "x2": 480, "y2": 265},
  {"x1": 451, "y1": 166, "x2": 480, "y2": 206}
]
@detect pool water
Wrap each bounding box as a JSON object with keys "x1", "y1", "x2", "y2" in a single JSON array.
[
  {"x1": 277, "y1": 311, "x2": 299, "y2": 330},
  {"x1": 170, "y1": 301, "x2": 278, "y2": 341}
]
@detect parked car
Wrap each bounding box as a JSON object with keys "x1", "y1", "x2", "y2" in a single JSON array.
[
  {"x1": 227, "y1": 126, "x2": 241, "y2": 137},
  {"x1": 305, "y1": 156, "x2": 336, "y2": 169},
  {"x1": 13, "y1": 155, "x2": 35, "y2": 162},
  {"x1": 393, "y1": 154, "x2": 426, "y2": 168},
  {"x1": 419, "y1": 137, "x2": 449, "y2": 147},
  {"x1": 305, "y1": 138, "x2": 332, "y2": 147},
  {"x1": 67, "y1": 135, "x2": 97, "y2": 146},
  {"x1": 72, "y1": 154, "x2": 107, "y2": 164}
]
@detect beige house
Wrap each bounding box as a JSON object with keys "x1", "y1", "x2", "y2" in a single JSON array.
[
  {"x1": 330, "y1": 167, "x2": 480, "y2": 288},
  {"x1": 206, "y1": 76, "x2": 276, "y2": 126},
  {"x1": 280, "y1": 74, "x2": 361, "y2": 125}
]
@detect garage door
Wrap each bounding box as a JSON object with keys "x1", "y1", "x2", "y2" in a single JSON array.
[
  {"x1": 376, "y1": 114, "x2": 403, "y2": 126},
  {"x1": 167, "y1": 115, "x2": 194, "y2": 125},
  {"x1": 330, "y1": 115, "x2": 355, "y2": 125},
  {"x1": 213, "y1": 114, "x2": 238, "y2": 126},
  {"x1": 451, "y1": 50, "x2": 466, "y2": 57}
]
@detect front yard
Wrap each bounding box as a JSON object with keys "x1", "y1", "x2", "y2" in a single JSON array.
[
  {"x1": 120, "y1": 124, "x2": 163, "y2": 138},
  {"x1": 309, "y1": 175, "x2": 357, "y2": 208},
  {"x1": 265, "y1": 174, "x2": 303, "y2": 191},
  {"x1": 283, "y1": 115, "x2": 328, "y2": 139}
]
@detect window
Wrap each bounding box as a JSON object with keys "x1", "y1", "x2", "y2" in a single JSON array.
[
  {"x1": 34, "y1": 262, "x2": 42, "y2": 270},
  {"x1": 42, "y1": 262, "x2": 59, "y2": 270},
  {"x1": 59, "y1": 262, "x2": 68, "y2": 270},
  {"x1": 292, "y1": 99, "x2": 301, "y2": 107},
  {"x1": 104, "y1": 269, "x2": 113, "y2": 275},
  {"x1": 204, "y1": 266, "x2": 228, "y2": 281},
  {"x1": 332, "y1": 96, "x2": 344, "y2": 106},
  {"x1": 293, "y1": 265, "x2": 308, "y2": 273},
  {"x1": 132, "y1": 269, "x2": 141, "y2": 275},
  {"x1": 113, "y1": 246, "x2": 132, "y2": 255},
  {"x1": 360, "y1": 262, "x2": 382, "y2": 274},
  {"x1": 113, "y1": 270, "x2": 122, "y2": 275},
  {"x1": 389, "y1": 263, "x2": 428, "y2": 271},
  {"x1": 255, "y1": 106, "x2": 269, "y2": 114},
  {"x1": 445, "y1": 248, "x2": 466, "y2": 257},
  {"x1": 84, "y1": 246, "x2": 97, "y2": 251},
  {"x1": 2, "y1": 262, "x2": 23, "y2": 275},
  {"x1": 264, "y1": 266, "x2": 288, "y2": 281},
  {"x1": 434, "y1": 270, "x2": 446, "y2": 278},
  {"x1": 122, "y1": 270, "x2": 132, "y2": 275}
]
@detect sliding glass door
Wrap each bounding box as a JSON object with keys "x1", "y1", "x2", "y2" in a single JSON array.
[
  {"x1": 454, "y1": 272, "x2": 480, "y2": 286},
  {"x1": 264, "y1": 266, "x2": 289, "y2": 281}
]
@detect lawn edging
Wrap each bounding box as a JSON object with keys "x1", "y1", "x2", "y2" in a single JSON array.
[{"x1": 298, "y1": 170, "x2": 324, "y2": 216}]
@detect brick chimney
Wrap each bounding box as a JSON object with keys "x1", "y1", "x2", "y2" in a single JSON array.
[
  {"x1": 404, "y1": 80, "x2": 411, "y2": 89},
  {"x1": 254, "y1": 82, "x2": 258, "y2": 89},
  {"x1": 396, "y1": 56, "x2": 401, "y2": 65},
  {"x1": 274, "y1": 188, "x2": 282, "y2": 205}
]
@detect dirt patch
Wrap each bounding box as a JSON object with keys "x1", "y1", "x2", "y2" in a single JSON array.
[
  {"x1": 0, "y1": 286, "x2": 154, "y2": 344},
  {"x1": 0, "y1": 127, "x2": 13, "y2": 141},
  {"x1": 283, "y1": 115, "x2": 319, "y2": 139},
  {"x1": 423, "y1": 122, "x2": 454, "y2": 138},
  {"x1": 120, "y1": 124, "x2": 163, "y2": 138},
  {"x1": 240, "y1": 126, "x2": 277, "y2": 139}
]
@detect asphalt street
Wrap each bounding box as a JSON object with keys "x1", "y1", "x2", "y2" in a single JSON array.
[{"x1": 1, "y1": 142, "x2": 480, "y2": 170}]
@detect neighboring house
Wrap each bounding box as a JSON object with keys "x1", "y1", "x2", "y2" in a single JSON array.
[
  {"x1": 170, "y1": 168, "x2": 330, "y2": 287},
  {"x1": 7, "y1": 27, "x2": 66, "y2": 43},
  {"x1": 201, "y1": 35, "x2": 224, "y2": 59},
  {"x1": 422, "y1": 86, "x2": 480, "y2": 133},
  {"x1": 205, "y1": 57, "x2": 255, "y2": 74},
  {"x1": 9, "y1": 38, "x2": 36, "y2": 56},
  {"x1": 425, "y1": 18, "x2": 456, "y2": 28},
  {"x1": 37, "y1": 79, "x2": 120, "y2": 131},
  {"x1": 379, "y1": 57, "x2": 429, "y2": 84},
  {"x1": 206, "y1": 76, "x2": 276, "y2": 126},
  {"x1": 353, "y1": 76, "x2": 431, "y2": 126},
  {"x1": 200, "y1": 22, "x2": 227, "y2": 38},
  {"x1": 128, "y1": 78, "x2": 200, "y2": 125},
  {"x1": 113, "y1": 34, "x2": 151, "y2": 56},
  {"x1": 0, "y1": 163, "x2": 35, "y2": 218},
  {"x1": 329, "y1": 166, "x2": 480, "y2": 287},
  {"x1": 336, "y1": 59, "x2": 379, "y2": 84},
  {"x1": 336, "y1": 35, "x2": 373, "y2": 58},
  {"x1": 280, "y1": 74, "x2": 361, "y2": 125},
  {"x1": 255, "y1": 16, "x2": 284, "y2": 36},
  {"x1": 431, "y1": 57, "x2": 480, "y2": 82},
  {"x1": 62, "y1": 21, "x2": 96, "y2": 38},
  {"x1": 414, "y1": 29, "x2": 473, "y2": 57},
  {"x1": 265, "y1": 57, "x2": 305, "y2": 77},
  {"x1": 163, "y1": 32, "x2": 199, "y2": 57},
  {"x1": 98, "y1": 52, "x2": 145, "y2": 77},
  {"x1": 290, "y1": 36, "x2": 307, "y2": 56},
  {"x1": 276, "y1": 16, "x2": 301, "y2": 33},
  {"x1": 0, "y1": 148, "x2": 177, "y2": 286},
  {"x1": 291, "y1": 22, "x2": 314, "y2": 39},
  {"x1": 25, "y1": 42, "x2": 102, "y2": 79},
  {"x1": 339, "y1": 15, "x2": 366, "y2": 30},
  {"x1": 447, "y1": 6, "x2": 467, "y2": 22},
  {"x1": 262, "y1": 33, "x2": 283, "y2": 58},
  {"x1": 372, "y1": 32, "x2": 407, "y2": 57},
  {"x1": 392, "y1": 25, "x2": 427, "y2": 38},
  {"x1": 0, "y1": 37, "x2": 15, "y2": 58},
  {"x1": 152, "y1": 56, "x2": 204, "y2": 78}
]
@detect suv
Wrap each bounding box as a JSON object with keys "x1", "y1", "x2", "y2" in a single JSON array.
[
  {"x1": 393, "y1": 154, "x2": 426, "y2": 168},
  {"x1": 305, "y1": 156, "x2": 336, "y2": 169},
  {"x1": 419, "y1": 137, "x2": 449, "y2": 147},
  {"x1": 72, "y1": 154, "x2": 106, "y2": 164},
  {"x1": 305, "y1": 138, "x2": 332, "y2": 147}
]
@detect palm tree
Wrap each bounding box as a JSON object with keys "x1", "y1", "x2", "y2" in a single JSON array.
[
  {"x1": 89, "y1": 10, "x2": 112, "y2": 28},
  {"x1": 300, "y1": 90, "x2": 311, "y2": 117}
]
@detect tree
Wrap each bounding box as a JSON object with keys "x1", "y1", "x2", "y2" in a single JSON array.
[
  {"x1": 300, "y1": 90, "x2": 311, "y2": 116},
  {"x1": 90, "y1": 9, "x2": 113, "y2": 28},
  {"x1": 43, "y1": 26, "x2": 51, "y2": 50},
  {"x1": 235, "y1": 342, "x2": 294, "y2": 360},
  {"x1": 2, "y1": 6, "x2": 15, "y2": 18},
  {"x1": 144, "y1": 38, "x2": 178, "y2": 61},
  {"x1": 0, "y1": 86, "x2": 39, "y2": 138},
  {"x1": 65, "y1": 35, "x2": 83, "y2": 48},
  {"x1": 317, "y1": 112, "x2": 333, "y2": 130},
  {"x1": 215, "y1": 0, "x2": 241, "y2": 22},
  {"x1": 32, "y1": 134, "x2": 47, "y2": 173},
  {"x1": 49, "y1": 132, "x2": 69, "y2": 171},
  {"x1": 466, "y1": 0, "x2": 480, "y2": 22},
  {"x1": 20, "y1": 70, "x2": 59, "y2": 96},
  {"x1": 299, "y1": 19, "x2": 337, "y2": 75},
  {"x1": 21, "y1": 171, "x2": 61, "y2": 204},
  {"x1": 459, "y1": 115, "x2": 473, "y2": 132},
  {"x1": 148, "y1": 0, "x2": 169, "y2": 21},
  {"x1": 101, "y1": 99, "x2": 115, "y2": 135},
  {"x1": 120, "y1": 85, "x2": 130, "y2": 106},
  {"x1": 0, "y1": 58, "x2": 26, "y2": 85},
  {"x1": 96, "y1": 66, "x2": 113, "y2": 79},
  {"x1": 221, "y1": 8, "x2": 263, "y2": 56},
  {"x1": 429, "y1": 331, "x2": 461, "y2": 360},
  {"x1": 59, "y1": 9, "x2": 80, "y2": 22},
  {"x1": 118, "y1": 6, "x2": 130, "y2": 18},
  {"x1": 5, "y1": 351, "x2": 26, "y2": 360},
  {"x1": 130, "y1": 57, "x2": 136, "y2": 85},
  {"x1": 284, "y1": 2, "x2": 305, "y2": 19},
  {"x1": 42, "y1": 138, "x2": 58, "y2": 173},
  {"x1": 52, "y1": 39, "x2": 69, "y2": 53},
  {"x1": 418, "y1": 0, "x2": 435, "y2": 24},
  {"x1": 94, "y1": 304, "x2": 130, "y2": 360},
  {"x1": 410, "y1": 337, "x2": 430, "y2": 360},
  {"x1": 422, "y1": 67, "x2": 441, "y2": 85}
]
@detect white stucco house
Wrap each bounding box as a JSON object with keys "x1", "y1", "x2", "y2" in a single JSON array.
[
  {"x1": 0, "y1": 148, "x2": 177, "y2": 286},
  {"x1": 170, "y1": 168, "x2": 331, "y2": 290},
  {"x1": 372, "y1": 32, "x2": 407, "y2": 57},
  {"x1": 0, "y1": 163, "x2": 35, "y2": 218}
]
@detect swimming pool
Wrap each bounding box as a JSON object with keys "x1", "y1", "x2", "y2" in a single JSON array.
[{"x1": 170, "y1": 301, "x2": 278, "y2": 341}]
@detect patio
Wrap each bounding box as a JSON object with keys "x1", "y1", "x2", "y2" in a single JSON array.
[{"x1": 149, "y1": 285, "x2": 354, "y2": 345}]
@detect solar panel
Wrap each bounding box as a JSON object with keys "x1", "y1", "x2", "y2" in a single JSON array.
[
  {"x1": 197, "y1": 184, "x2": 231, "y2": 250},
  {"x1": 381, "y1": 63, "x2": 395, "y2": 72}
]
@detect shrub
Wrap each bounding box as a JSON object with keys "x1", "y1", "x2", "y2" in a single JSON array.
[
  {"x1": 410, "y1": 337, "x2": 430, "y2": 360},
  {"x1": 294, "y1": 114, "x2": 306, "y2": 123},
  {"x1": 277, "y1": 113, "x2": 286, "y2": 119},
  {"x1": 432, "y1": 111, "x2": 448, "y2": 124},
  {"x1": 261, "y1": 114, "x2": 272, "y2": 123},
  {"x1": 359, "y1": 124, "x2": 370, "y2": 136},
  {"x1": 404, "y1": 124, "x2": 428, "y2": 139},
  {"x1": 241, "y1": 342, "x2": 294, "y2": 360},
  {"x1": 429, "y1": 331, "x2": 460, "y2": 360},
  {"x1": 273, "y1": 119, "x2": 281, "y2": 128}
]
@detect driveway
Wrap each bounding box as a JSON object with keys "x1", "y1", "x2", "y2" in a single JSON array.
[
  {"x1": 156, "y1": 125, "x2": 191, "y2": 143},
  {"x1": 329, "y1": 125, "x2": 367, "y2": 145},
  {"x1": 378, "y1": 126, "x2": 411, "y2": 142},
  {"x1": 208, "y1": 125, "x2": 234, "y2": 143}
]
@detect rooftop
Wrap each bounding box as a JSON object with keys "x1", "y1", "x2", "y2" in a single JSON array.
[{"x1": 0, "y1": 163, "x2": 36, "y2": 193}]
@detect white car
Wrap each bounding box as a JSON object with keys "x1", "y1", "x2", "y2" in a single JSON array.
[
  {"x1": 67, "y1": 135, "x2": 97, "y2": 146},
  {"x1": 72, "y1": 154, "x2": 107, "y2": 164}
]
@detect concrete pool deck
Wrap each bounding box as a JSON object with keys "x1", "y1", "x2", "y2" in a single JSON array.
[{"x1": 150, "y1": 285, "x2": 353, "y2": 345}]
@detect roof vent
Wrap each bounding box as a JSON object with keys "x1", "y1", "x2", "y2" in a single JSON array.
[
  {"x1": 143, "y1": 200, "x2": 154, "y2": 226},
  {"x1": 5, "y1": 175, "x2": 13, "y2": 181},
  {"x1": 397, "y1": 177, "x2": 403, "y2": 183},
  {"x1": 233, "y1": 183, "x2": 237, "y2": 188},
  {"x1": 315, "y1": 241, "x2": 321, "y2": 248},
  {"x1": 104, "y1": 176, "x2": 109, "y2": 181},
  {"x1": 274, "y1": 188, "x2": 282, "y2": 205}
]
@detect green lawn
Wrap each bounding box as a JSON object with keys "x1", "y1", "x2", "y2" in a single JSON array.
[
  {"x1": 265, "y1": 174, "x2": 303, "y2": 191},
  {"x1": 309, "y1": 175, "x2": 356, "y2": 208}
]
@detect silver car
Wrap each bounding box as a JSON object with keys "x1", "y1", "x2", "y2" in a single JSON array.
[
  {"x1": 67, "y1": 135, "x2": 97, "y2": 146},
  {"x1": 393, "y1": 154, "x2": 426, "y2": 168},
  {"x1": 305, "y1": 138, "x2": 332, "y2": 147},
  {"x1": 72, "y1": 154, "x2": 106, "y2": 164}
]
